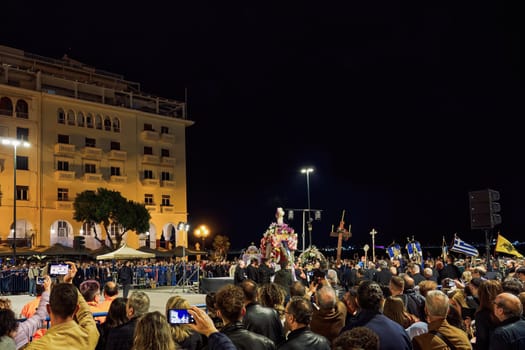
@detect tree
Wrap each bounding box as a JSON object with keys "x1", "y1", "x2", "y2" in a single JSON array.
[
  {"x1": 73, "y1": 188, "x2": 151, "y2": 249},
  {"x1": 211, "y1": 234, "x2": 231, "y2": 261}
]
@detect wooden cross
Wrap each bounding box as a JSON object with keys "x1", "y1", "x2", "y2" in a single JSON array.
[
  {"x1": 370, "y1": 228, "x2": 377, "y2": 263},
  {"x1": 330, "y1": 210, "x2": 351, "y2": 266}
]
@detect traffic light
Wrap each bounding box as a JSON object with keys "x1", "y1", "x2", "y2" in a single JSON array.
[
  {"x1": 469, "y1": 189, "x2": 501, "y2": 230},
  {"x1": 74, "y1": 235, "x2": 86, "y2": 250}
]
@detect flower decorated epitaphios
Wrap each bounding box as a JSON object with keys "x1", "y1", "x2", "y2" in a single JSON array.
[
  {"x1": 297, "y1": 246, "x2": 327, "y2": 270},
  {"x1": 260, "y1": 222, "x2": 298, "y2": 265}
]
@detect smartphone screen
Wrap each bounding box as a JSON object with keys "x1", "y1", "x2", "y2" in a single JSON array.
[
  {"x1": 36, "y1": 277, "x2": 45, "y2": 284},
  {"x1": 49, "y1": 263, "x2": 69, "y2": 275},
  {"x1": 168, "y1": 309, "x2": 195, "y2": 325}
]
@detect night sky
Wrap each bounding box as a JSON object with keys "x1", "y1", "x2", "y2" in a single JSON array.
[{"x1": 2, "y1": 2, "x2": 523, "y2": 252}]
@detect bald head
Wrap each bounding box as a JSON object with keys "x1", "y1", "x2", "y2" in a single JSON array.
[
  {"x1": 493, "y1": 292, "x2": 522, "y2": 321},
  {"x1": 104, "y1": 281, "x2": 118, "y2": 297}
]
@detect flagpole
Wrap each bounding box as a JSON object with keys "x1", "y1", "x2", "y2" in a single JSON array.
[{"x1": 485, "y1": 228, "x2": 491, "y2": 272}]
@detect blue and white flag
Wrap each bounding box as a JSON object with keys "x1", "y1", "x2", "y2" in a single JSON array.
[{"x1": 450, "y1": 236, "x2": 479, "y2": 257}]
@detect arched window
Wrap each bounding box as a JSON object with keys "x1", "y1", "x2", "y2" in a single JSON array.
[
  {"x1": 95, "y1": 114, "x2": 102, "y2": 129},
  {"x1": 112, "y1": 117, "x2": 120, "y2": 132},
  {"x1": 104, "y1": 116, "x2": 111, "y2": 131},
  {"x1": 77, "y1": 111, "x2": 85, "y2": 127},
  {"x1": 86, "y1": 113, "x2": 93, "y2": 128},
  {"x1": 68, "y1": 110, "x2": 76, "y2": 125},
  {"x1": 0, "y1": 97, "x2": 13, "y2": 117},
  {"x1": 15, "y1": 99, "x2": 29, "y2": 119},
  {"x1": 57, "y1": 108, "x2": 66, "y2": 124}
]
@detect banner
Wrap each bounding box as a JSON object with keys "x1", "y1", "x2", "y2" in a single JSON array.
[
  {"x1": 450, "y1": 235, "x2": 479, "y2": 257},
  {"x1": 495, "y1": 233, "x2": 524, "y2": 258}
]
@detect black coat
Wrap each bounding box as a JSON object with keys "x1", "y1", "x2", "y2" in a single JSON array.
[
  {"x1": 276, "y1": 327, "x2": 330, "y2": 350},
  {"x1": 243, "y1": 303, "x2": 285, "y2": 344},
  {"x1": 105, "y1": 317, "x2": 138, "y2": 350},
  {"x1": 221, "y1": 321, "x2": 276, "y2": 350}
]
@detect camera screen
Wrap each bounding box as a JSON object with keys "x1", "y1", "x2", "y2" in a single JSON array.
[
  {"x1": 49, "y1": 263, "x2": 69, "y2": 275},
  {"x1": 168, "y1": 309, "x2": 195, "y2": 325},
  {"x1": 36, "y1": 277, "x2": 45, "y2": 284}
]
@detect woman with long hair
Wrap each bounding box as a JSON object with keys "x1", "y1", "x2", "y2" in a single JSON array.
[
  {"x1": 96, "y1": 297, "x2": 128, "y2": 350},
  {"x1": 132, "y1": 311, "x2": 175, "y2": 350},
  {"x1": 473, "y1": 279, "x2": 503, "y2": 350},
  {"x1": 257, "y1": 282, "x2": 287, "y2": 321},
  {"x1": 165, "y1": 295, "x2": 205, "y2": 350},
  {"x1": 382, "y1": 296, "x2": 418, "y2": 329}
]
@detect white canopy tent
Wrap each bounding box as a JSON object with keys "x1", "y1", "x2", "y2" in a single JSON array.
[{"x1": 96, "y1": 244, "x2": 155, "y2": 260}]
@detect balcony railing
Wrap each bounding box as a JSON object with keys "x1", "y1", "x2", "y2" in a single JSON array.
[
  {"x1": 162, "y1": 180, "x2": 176, "y2": 188},
  {"x1": 82, "y1": 147, "x2": 103, "y2": 160},
  {"x1": 142, "y1": 178, "x2": 160, "y2": 187},
  {"x1": 110, "y1": 175, "x2": 128, "y2": 184},
  {"x1": 83, "y1": 173, "x2": 103, "y2": 182},
  {"x1": 54, "y1": 143, "x2": 75, "y2": 156},
  {"x1": 108, "y1": 150, "x2": 127, "y2": 161},
  {"x1": 142, "y1": 154, "x2": 160, "y2": 164},
  {"x1": 54, "y1": 170, "x2": 75, "y2": 181},
  {"x1": 161, "y1": 156, "x2": 176, "y2": 166},
  {"x1": 161, "y1": 206, "x2": 175, "y2": 213},
  {"x1": 140, "y1": 130, "x2": 160, "y2": 141},
  {"x1": 160, "y1": 133, "x2": 175, "y2": 144},
  {"x1": 56, "y1": 201, "x2": 73, "y2": 210}
]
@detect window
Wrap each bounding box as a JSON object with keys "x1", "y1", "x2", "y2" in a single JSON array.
[
  {"x1": 161, "y1": 195, "x2": 171, "y2": 206},
  {"x1": 161, "y1": 149, "x2": 170, "y2": 157},
  {"x1": 57, "y1": 220, "x2": 69, "y2": 237},
  {"x1": 104, "y1": 117, "x2": 111, "y2": 131},
  {"x1": 57, "y1": 188, "x2": 69, "y2": 201},
  {"x1": 110, "y1": 166, "x2": 121, "y2": 176},
  {"x1": 110, "y1": 141, "x2": 120, "y2": 150},
  {"x1": 144, "y1": 123, "x2": 154, "y2": 131},
  {"x1": 161, "y1": 126, "x2": 169, "y2": 134},
  {"x1": 57, "y1": 160, "x2": 69, "y2": 171},
  {"x1": 95, "y1": 114, "x2": 102, "y2": 129},
  {"x1": 113, "y1": 118, "x2": 120, "y2": 132},
  {"x1": 16, "y1": 156, "x2": 29, "y2": 170},
  {"x1": 161, "y1": 171, "x2": 171, "y2": 181},
  {"x1": 109, "y1": 222, "x2": 121, "y2": 237},
  {"x1": 16, "y1": 186, "x2": 29, "y2": 200},
  {"x1": 17, "y1": 127, "x2": 29, "y2": 141},
  {"x1": 58, "y1": 134, "x2": 69, "y2": 144},
  {"x1": 144, "y1": 146, "x2": 153, "y2": 155},
  {"x1": 82, "y1": 222, "x2": 93, "y2": 236},
  {"x1": 68, "y1": 110, "x2": 76, "y2": 126},
  {"x1": 85, "y1": 137, "x2": 96, "y2": 147},
  {"x1": 85, "y1": 163, "x2": 96, "y2": 173},
  {"x1": 0, "y1": 97, "x2": 13, "y2": 116},
  {"x1": 144, "y1": 194, "x2": 154, "y2": 205},
  {"x1": 77, "y1": 112, "x2": 85, "y2": 127},
  {"x1": 144, "y1": 169, "x2": 154, "y2": 179},
  {"x1": 15, "y1": 100, "x2": 29, "y2": 119},
  {"x1": 57, "y1": 108, "x2": 65, "y2": 124},
  {"x1": 86, "y1": 113, "x2": 93, "y2": 128}
]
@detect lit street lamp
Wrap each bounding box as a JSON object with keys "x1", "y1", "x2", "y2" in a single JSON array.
[
  {"x1": 301, "y1": 167, "x2": 314, "y2": 248},
  {"x1": 194, "y1": 225, "x2": 209, "y2": 251},
  {"x1": 1, "y1": 138, "x2": 30, "y2": 265},
  {"x1": 177, "y1": 221, "x2": 190, "y2": 248}
]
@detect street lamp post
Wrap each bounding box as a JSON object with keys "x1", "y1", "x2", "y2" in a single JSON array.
[
  {"x1": 301, "y1": 167, "x2": 314, "y2": 248},
  {"x1": 194, "y1": 225, "x2": 209, "y2": 251},
  {"x1": 177, "y1": 222, "x2": 190, "y2": 248},
  {"x1": 1, "y1": 138, "x2": 30, "y2": 265}
]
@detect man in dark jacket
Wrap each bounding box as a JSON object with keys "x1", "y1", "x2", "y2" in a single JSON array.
[
  {"x1": 215, "y1": 284, "x2": 275, "y2": 350},
  {"x1": 277, "y1": 296, "x2": 331, "y2": 350},
  {"x1": 105, "y1": 291, "x2": 150, "y2": 350},
  {"x1": 234, "y1": 260, "x2": 247, "y2": 285},
  {"x1": 340, "y1": 280, "x2": 412, "y2": 350},
  {"x1": 247, "y1": 258, "x2": 259, "y2": 283},
  {"x1": 258, "y1": 258, "x2": 275, "y2": 284},
  {"x1": 118, "y1": 260, "x2": 133, "y2": 298},
  {"x1": 490, "y1": 292, "x2": 525, "y2": 349},
  {"x1": 241, "y1": 279, "x2": 284, "y2": 344}
]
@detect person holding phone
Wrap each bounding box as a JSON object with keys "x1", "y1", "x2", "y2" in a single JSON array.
[{"x1": 165, "y1": 295, "x2": 204, "y2": 350}]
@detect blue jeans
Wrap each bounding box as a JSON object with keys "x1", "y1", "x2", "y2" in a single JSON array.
[{"x1": 28, "y1": 278, "x2": 36, "y2": 295}]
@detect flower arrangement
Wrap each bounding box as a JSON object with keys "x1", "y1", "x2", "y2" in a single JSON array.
[
  {"x1": 260, "y1": 222, "x2": 298, "y2": 264},
  {"x1": 297, "y1": 246, "x2": 327, "y2": 270}
]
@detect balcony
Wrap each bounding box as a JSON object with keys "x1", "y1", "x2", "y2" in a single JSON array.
[
  {"x1": 54, "y1": 143, "x2": 75, "y2": 157},
  {"x1": 142, "y1": 178, "x2": 160, "y2": 187},
  {"x1": 142, "y1": 154, "x2": 160, "y2": 164},
  {"x1": 162, "y1": 180, "x2": 176, "y2": 188},
  {"x1": 145, "y1": 204, "x2": 158, "y2": 212},
  {"x1": 82, "y1": 147, "x2": 103, "y2": 160},
  {"x1": 54, "y1": 170, "x2": 75, "y2": 181},
  {"x1": 56, "y1": 201, "x2": 73, "y2": 210},
  {"x1": 141, "y1": 130, "x2": 160, "y2": 141},
  {"x1": 160, "y1": 133, "x2": 175, "y2": 144},
  {"x1": 110, "y1": 175, "x2": 128, "y2": 184},
  {"x1": 161, "y1": 205, "x2": 175, "y2": 213},
  {"x1": 108, "y1": 150, "x2": 127, "y2": 161},
  {"x1": 83, "y1": 173, "x2": 104, "y2": 183},
  {"x1": 161, "y1": 156, "x2": 176, "y2": 166}
]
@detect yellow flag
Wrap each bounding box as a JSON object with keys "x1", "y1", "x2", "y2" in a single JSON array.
[{"x1": 495, "y1": 234, "x2": 524, "y2": 258}]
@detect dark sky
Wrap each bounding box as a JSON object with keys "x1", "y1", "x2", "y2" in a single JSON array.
[{"x1": 2, "y1": 2, "x2": 523, "y2": 252}]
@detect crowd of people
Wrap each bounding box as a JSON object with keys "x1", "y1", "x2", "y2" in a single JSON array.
[{"x1": 0, "y1": 250, "x2": 524, "y2": 349}]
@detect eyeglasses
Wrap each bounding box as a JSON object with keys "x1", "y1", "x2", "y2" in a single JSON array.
[{"x1": 493, "y1": 301, "x2": 504, "y2": 308}]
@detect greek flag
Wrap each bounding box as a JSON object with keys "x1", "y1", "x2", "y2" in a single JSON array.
[{"x1": 450, "y1": 236, "x2": 479, "y2": 257}]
